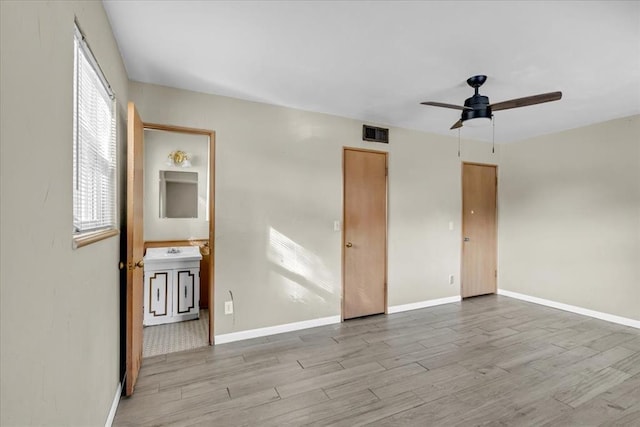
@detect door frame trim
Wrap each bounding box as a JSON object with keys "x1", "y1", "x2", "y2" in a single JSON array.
[
  {"x1": 341, "y1": 146, "x2": 389, "y2": 321},
  {"x1": 460, "y1": 161, "x2": 498, "y2": 299},
  {"x1": 143, "y1": 122, "x2": 216, "y2": 344}
]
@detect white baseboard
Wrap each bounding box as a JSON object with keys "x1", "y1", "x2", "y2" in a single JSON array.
[
  {"x1": 105, "y1": 377, "x2": 124, "y2": 427},
  {"x1": 215, "y1": 315, "x2": 342, "y2": 344},
  {"x1": 215, "y1": 297, "x2": 465, "y2": 345},
  {"x1": 498, "y1": 289, "x2": 640, "y2": 329},
  {"x1": 388, "y1": 296, "x2": 461, "y2": 314}
]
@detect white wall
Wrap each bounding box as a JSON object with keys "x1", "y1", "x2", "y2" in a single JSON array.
[
  {"x1": 499, "y1": 115, "x2": 640, "y2": 320},
  {"x1": 129, "y1": 81, "x2": 499, "y2": 335},
  {"x1": 0, "y1": 1, "x2": 128, "y2": 425},
  {"x1": 144, "y1": 130, "x2": 210, "y2": 241}
]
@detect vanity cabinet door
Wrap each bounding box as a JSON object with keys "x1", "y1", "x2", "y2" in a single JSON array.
[
  {"x1": 144, "y1": 271, "x2": 171, "y2": 325},
  {"x1": 174, "y1": 269, "x2": 199, "y2": 317}
]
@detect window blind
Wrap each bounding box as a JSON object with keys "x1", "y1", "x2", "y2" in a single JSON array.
[{"x1": 73, "y1": 25, "x2": 116, "y2": 235}]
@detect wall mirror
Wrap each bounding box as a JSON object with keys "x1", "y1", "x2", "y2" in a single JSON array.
[{"x1": 159, "y1": 170, "x2": 198, "y2": 218}]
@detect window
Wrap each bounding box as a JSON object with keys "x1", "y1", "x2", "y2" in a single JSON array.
[{"x1": 73, "y1": 24, "x2": 117, "y2": 245}]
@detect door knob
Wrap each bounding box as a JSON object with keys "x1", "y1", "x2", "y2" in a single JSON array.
[
  {"x1": 346, "y1": 242, "x2": 353, "y2": 248},
  {"x1": 126, "y1": 259, "x2": 145, "y2": 271}
]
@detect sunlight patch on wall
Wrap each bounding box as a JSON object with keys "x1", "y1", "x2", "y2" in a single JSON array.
[
  {"x1": 269, "y1": 271, "x2": 322, "y2": 305},
  {"x1": 267, "y1": 227, "x2": 336, "y2": 296}
]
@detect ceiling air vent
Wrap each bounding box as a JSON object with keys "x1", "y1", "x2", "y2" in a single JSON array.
[{"x1": 362, "y1": 125, "x2": 389, "y2": 144}]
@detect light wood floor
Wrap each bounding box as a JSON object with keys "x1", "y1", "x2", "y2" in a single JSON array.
[{"x1": 114, "y1": 295, "x2": 640, "y2": 426}]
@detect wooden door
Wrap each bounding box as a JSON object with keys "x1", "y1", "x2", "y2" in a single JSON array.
[
  {"x1": 461, "y1": 163, "x2": 497, "y2": 298},
  {"x1": 125, "y1": 102, "x2": 145, "y2": 396},
  {"x1": 343, "y1": 148, "x2": 387, "y2": 320}
]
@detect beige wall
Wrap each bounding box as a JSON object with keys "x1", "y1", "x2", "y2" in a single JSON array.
[
  {"x1": 0, "y1": 1, "x2": 128, "y2": 425},
  {"x1": 499, "y1": 115, "x2": 640, "y2": 320},
  {"x1": 144, "y1": 130, "x2": 210, "y2": 241},
  {"x1": 129, "y1": 81, "x2": 499, "y2": 335}
]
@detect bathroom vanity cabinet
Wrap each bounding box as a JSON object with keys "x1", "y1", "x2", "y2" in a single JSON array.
[
  {"x1": 144, "y1": 239, "x2": 210, "y2": 309},
  {"x1": 143, "y1": 247, "x2": 202, "y2": 326}
]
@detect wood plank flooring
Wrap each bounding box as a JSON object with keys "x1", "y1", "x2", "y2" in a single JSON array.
[{"x1": 114, "y1": 295, "x2": 640, "y2": 426}]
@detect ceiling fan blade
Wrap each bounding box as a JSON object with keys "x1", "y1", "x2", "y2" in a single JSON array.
[
  {"x1": 450, "y1": 119, "x2": 463, "y2": 130},
  {"x1": 421, "y1": 101, "x2": 471, "y2": 111},
  {"x1": 490, "y1": 91, "x2": 562, "y2": 111}
]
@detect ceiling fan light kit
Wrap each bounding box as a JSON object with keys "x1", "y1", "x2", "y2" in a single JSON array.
[{"x1": 421, "y1": 74, "x2": 562, "y2": 131}]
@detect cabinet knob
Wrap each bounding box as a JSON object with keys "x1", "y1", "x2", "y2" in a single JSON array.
[{"x1": 135, "y1": 260, "x2": 144, "y2": 269}]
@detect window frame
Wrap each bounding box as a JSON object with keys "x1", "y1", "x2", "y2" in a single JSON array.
[{"x1": 72, "y1": 23, "x2": 119, "y2": 249}]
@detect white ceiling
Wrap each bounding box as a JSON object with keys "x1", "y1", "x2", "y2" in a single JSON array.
[{"x1": 102, "y1": 0, "x2": 640, "y2": 143}]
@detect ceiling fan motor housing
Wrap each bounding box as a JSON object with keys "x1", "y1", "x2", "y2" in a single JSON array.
[{"x1": 462, "y1": 94, "x2": 492, "y2": 121}]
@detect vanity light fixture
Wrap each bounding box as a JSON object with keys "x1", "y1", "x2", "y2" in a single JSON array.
[{"x1": 166, "y1": 150, "x2": 192, "y2": 167}]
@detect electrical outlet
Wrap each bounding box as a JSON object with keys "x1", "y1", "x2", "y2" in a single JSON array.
[
  {"x1": 224, "y1": 301, "x2": 233, "y2": 315},
  {"x1": 449, "y1": 274, "x2": 455, "y2": 285}
]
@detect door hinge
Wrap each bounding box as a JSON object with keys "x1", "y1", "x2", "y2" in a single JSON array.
[
  {"x1": 385, "y1": 167, "x2": 388, "y2": 177},
  {"x1": 495, "y1": 270, "x2": 497, "y2": 278}
]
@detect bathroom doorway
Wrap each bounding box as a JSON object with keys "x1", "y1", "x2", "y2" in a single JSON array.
[
  {"x1": 140, "y1": 124, "x2": 215, "y2": 357},
  {"x1": 124, "y1": 102, "x2": 215, "y2": 395}
]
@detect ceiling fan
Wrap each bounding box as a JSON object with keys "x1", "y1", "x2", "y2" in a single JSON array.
[{"x1": 421, "y1": 75, "x2": 562, "y2": 130}]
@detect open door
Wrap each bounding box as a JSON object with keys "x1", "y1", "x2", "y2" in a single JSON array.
[{"x1": 125, "y1": 102, "x2": 145, "y2": 396}]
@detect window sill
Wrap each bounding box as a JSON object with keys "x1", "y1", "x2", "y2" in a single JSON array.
[{"x1": 73, "y1": 228, "x2": 119, "y2": 249}]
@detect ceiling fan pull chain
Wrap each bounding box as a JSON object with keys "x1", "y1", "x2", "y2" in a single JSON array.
[
  {"x1": 492, "y1": 115, "x2": 495, "y2": 154},
  {"x1": 458, "y1": 128, "x2": 461, "y2": 158}
]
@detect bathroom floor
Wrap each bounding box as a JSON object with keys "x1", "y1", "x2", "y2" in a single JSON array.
[{"x1": 143, "y1": 309, "x2": 209, "y2": 358}]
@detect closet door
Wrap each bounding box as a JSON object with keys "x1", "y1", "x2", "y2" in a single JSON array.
[
  {"x1": 342, "y1": 148, "x2": 388, "y2": 320},
  {"x1": 461, "y1": 163, "x2": 497, "y2": 298}
]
